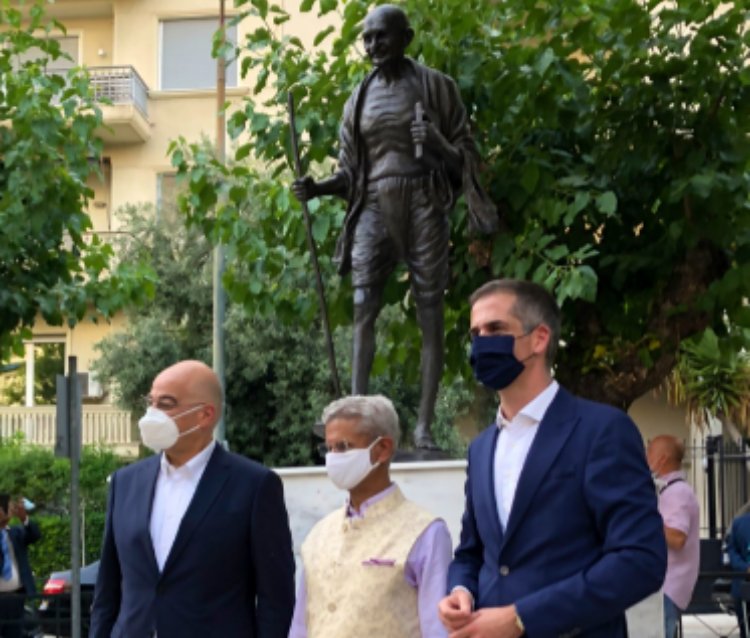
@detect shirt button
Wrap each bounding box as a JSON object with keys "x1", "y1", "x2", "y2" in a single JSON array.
[{"x1": 499, "y1": 565, "x2": 510, "y2": 576}]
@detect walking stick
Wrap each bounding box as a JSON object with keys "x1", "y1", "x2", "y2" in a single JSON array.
[{"x1": 287, "y1": 91, "x2": 343, "y2": 398}]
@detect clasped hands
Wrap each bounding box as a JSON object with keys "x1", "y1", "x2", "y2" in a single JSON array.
[{"x1": 438, "y1": 589, "x2": 524, "y2": 638}]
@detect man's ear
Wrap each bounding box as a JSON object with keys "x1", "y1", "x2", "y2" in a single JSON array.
[
  {"x1": 200, "y1": 403, "x2": 217, "y2": 427},
  {"x1": 374, "y1": 437, "x2": 395, "y2": 464},
  {"x1": 533, "y1": 323, "x2": 551, "y2": 356}
]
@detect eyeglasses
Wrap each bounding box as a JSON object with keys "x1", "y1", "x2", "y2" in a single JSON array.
[
  {"x1": 317, "y1": 440, "x2": 356, "y2": 456},
  {"x1": 143, "y1": 395, "x2": 185, "y2": 412}
]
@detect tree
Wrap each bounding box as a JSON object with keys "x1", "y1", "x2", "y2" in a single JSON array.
[
  {"x1": 91, "y1": 206, "x2": 468, "y2": 462},
  {"x1": 0, "y1": 0, "x2": 152, "y2": 361},
  {"x1": 170, "y1": 0, "x2": 749, "y2": 411},
  {"x1": 667, "y1": 327, "x2": 750, "y2": 433}
]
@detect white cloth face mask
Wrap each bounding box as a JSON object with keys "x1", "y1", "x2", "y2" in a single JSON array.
[
  {"x1": 325, "y1": 437, "x2": 382, "y2": 491},
  {"x1": 138, "y1": 405, "x2": 204, "y2": 452}
]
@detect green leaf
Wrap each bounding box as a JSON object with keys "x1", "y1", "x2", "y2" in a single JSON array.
[
  {"x1": 595, "y1": 191, "x2": 617, "y2": 216},
  {"x1": 521, "y1": 163, "x2": 540, "y2": 194},
  {"x1": 311, "y1": 214, "x2": 330, "y2": 243}
]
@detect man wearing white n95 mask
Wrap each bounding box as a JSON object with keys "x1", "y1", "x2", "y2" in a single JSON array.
[
  {"x1": 90, "y1": 360, "x2": 295, "y2": 638},
  {"x1": 288, "y1": 395, "x2": 452, "y2": 638}
]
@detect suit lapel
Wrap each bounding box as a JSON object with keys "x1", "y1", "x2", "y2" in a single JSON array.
[
  {"x1": 477, "y1": 425, "x2": 504, "y2": 545},
  {"x1": 159, "y1": 444, "x2": 230, "y2": 578},
  {"x1": 138, "y1": 455, "x2": 161, "y2": 576},
  {"x1": 500, "y1": 388, "x2": 578, "y2": 550}
]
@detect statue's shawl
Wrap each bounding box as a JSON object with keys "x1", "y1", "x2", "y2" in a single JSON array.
[{"x1": 333, "y1": 57, "x2": 498, "y2": 276}]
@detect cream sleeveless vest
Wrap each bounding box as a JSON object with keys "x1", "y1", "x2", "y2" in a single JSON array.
[{"x1": 301, "y1": 485, "x2": 437, "y2": 638}]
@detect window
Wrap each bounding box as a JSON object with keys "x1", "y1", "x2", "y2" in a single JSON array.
[
  {"x1": 160, "y1": 18, "x2": 237, "y2": 90},
  {"x1": 157, "y1": 172, "x2": 184, "y2": 225},
  {"x1": 14, "y1": 35, "x2": 79, "y2": 73}
]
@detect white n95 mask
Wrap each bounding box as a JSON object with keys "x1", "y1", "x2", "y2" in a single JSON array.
[
  {"x1": 325, "y1": 437, "x2": 382, "y2": 490},
  {"x1": 138, "y1": 405, "x2": 203, "y2": 452}
]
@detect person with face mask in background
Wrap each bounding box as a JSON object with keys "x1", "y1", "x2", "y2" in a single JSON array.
[
  {"x1": 90, "y1": 360, "x2": 295, "y2": 638},
  {"x1": 288, "y1": 395, "x2": 451, "y2": 638},
  {"x1": 439, "y1": 279, "x2": 666, "y2": 638}
]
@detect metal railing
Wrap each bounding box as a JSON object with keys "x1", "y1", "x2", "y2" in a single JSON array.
[
  {"x1": 686, "y1": 435, "x2": 750, "y2": 540},
  {"x1": 0, "y1": 406, "x2": 133, "y2": 447},
  {"x1": 88, "y1": 65, "x2": 149, "y2": 118}
]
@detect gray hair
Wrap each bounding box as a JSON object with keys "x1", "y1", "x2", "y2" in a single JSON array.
[
  {"x1": 321, "y1": 394, "x2": 401, "y2": 448},
  {"x1": 469, "y1": 278, "x2": 562, "y2": 366}
]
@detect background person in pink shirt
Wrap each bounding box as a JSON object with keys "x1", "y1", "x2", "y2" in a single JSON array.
[{"x1": 647, "y1": 435, "x2": 700, "y2": 638}]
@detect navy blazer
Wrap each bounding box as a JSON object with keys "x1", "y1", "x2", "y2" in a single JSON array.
[
  {"x1": 726, "y1": 512, "x2": 750, "y2": 599},
  {"x1": 448, "y1": 387, "x2": 666, "y2": 637},
  {"x1": 2, "y1": 520, "x2": 41, "y2": 595},
  {"x1": 90, "y1": 445, "x2": 295, "y2": 638}
]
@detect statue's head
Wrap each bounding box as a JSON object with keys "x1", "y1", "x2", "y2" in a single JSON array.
[{"x1": 362, "y1": 5, "x2": 414, "y2": 68}]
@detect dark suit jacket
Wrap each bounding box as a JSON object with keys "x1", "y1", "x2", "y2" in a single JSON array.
[
  {"x1": 1, "y1": 520, "x2": 41, "y2": 595},
  {"x1": 90, "y1": 444, "x2": 295, "y2": 638},
  {"x1": 448, "y1": 387, "x2": 667, "y2": 637},
  {"x1": 726, "y1": 512, "x2": 750, "y2": 599}
]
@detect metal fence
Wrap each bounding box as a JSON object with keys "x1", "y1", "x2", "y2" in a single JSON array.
[
  {"x1": 89, "y1": 65, "x2": 149, "y2": 118},
  {"x1": 686, "y1": 434, "x2": 750, "y2": 540}
]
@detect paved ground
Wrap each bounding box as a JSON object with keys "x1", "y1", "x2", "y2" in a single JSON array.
[{"x1": 683, "y1": 614, "x2": 741, "y2": 637}]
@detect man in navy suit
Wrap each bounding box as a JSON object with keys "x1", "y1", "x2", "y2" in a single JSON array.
[
  {"x1": 726, "y1": 510, "x2": 750, "y2": 638},
  {"x1": 90, "y1": 360, "x2": 295, "y2": 638},
  {"x1": 438, "y1": 279, "x2": 666, "y2": 637},
  {"x1": 0, "y1": 497, "x2": 40, "y2": 638}
]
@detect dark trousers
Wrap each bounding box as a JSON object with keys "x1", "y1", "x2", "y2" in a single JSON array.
[{"x1": 0, "y1": 591, "x2": 24, "y2": 638}]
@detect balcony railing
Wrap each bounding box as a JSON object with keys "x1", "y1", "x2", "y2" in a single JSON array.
[
  {"x1": 89, "y1": 66, "x2": 149, "y2": 118},
  {"x1": 0, "y1": 405, "x2": 134, "y2": 447}
]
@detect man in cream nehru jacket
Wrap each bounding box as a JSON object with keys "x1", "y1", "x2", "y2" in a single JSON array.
[{"x1": 288, "y1": 395, "x2": 451, "y2": 637}]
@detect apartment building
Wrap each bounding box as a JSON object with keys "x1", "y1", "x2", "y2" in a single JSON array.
[{"x1": 0, "y1": 0, "x2": 308, "y2": 451}]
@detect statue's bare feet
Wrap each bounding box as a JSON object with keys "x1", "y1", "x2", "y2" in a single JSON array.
[{"x1": 413, "y1": 423, "x2": 439, "y2": 450}]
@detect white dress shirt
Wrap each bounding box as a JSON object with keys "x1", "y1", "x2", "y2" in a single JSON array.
[
  {"x1": 149, "y1": 441, "x2": 215, "y2": 571},
  {"x1": 494, "y1": 380, "x2": 559, "y2": 529}
]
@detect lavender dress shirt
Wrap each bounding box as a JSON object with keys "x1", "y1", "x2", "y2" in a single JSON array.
[
  {"x1": 288, "y1": 483, "x2": 452, "y2": 637},
  {"x1": 658, "y1": 470, "x2": 700, "y2": 609}
]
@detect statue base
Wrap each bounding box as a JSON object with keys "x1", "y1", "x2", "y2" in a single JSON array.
[{"x1": 393, "y1": 448, "x2": 453, "y2": 462}]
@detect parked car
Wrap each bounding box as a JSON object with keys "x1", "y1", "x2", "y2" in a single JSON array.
[{"x1": 37, "y1": 561, "x2": 99, "y2": 638}]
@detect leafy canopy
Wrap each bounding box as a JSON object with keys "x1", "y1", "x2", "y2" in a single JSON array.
[
  {"x1": 171, "y1": 0, "x2": 750, "y2": 409},
  {"x1": 92, "y1": 207, "x2": 469, "y2": 463},
  {"x1": 0, "y1": 0, "x2": 154, "y2": 361}
]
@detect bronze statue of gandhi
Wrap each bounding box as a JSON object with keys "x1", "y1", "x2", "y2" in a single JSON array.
[{"x1": 292, "y1": 4, "x2": 497, "y2": 449}]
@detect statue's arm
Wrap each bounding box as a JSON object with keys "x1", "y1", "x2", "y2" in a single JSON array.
[
  {"x1": 411, "y1": 118, "x2": 462, "y2": 175},
  {"x1": 292, "y1": 172, "x2": 349, "y2": 202}
]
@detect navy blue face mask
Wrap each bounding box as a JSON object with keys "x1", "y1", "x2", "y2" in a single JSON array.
[{"x1": 470, "y1": 335, "x2": 525, "y2": 391}]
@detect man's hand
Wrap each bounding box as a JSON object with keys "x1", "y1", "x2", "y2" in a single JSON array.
[
  {"x1": 410, "y1": 119, "x2": 446, "y2": 155},
  {"x1": 291, "y1": 176, "x2": 318, "y2": 202},
  {"x1": 410, "y1": 118, "x2": 461, "y2": 172},
  {"x1": 448, "y1": 605, "x2": 524, "y2": 638},
  {"x1": 10, "y1": 498, "x2": 27, "y2": 523},
  {"x1": 439, "y1": 589, "x2": 473, "y2": 632}
]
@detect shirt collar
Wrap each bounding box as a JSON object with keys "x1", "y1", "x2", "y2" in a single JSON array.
[
  {"x1": 346, "y1": 483, "x2": 396, "y2": 519},
  {"x1": 497, "y1": 380, "x2": 560, "y2": 429},
  {"x1": 160, "y1": 440, "x2": 216, "y2": 478},
  {"x1": 660, "y1": 470, "x2": 686, "y2": 483}
]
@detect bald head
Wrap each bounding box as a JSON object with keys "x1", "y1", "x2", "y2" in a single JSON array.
[
  {"x1": 153, "y1": 360, "x2": 223, "y2": 427},
  {"x1": 365, "y1": 4, "x2": 410, "y2": 32},
  {"x1": 647, "y1": 435, "x2": 685, "y2": 476}
]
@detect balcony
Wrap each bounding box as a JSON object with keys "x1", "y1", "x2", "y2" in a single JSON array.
[
  {"x1": 0, "y1": 405, "x2": 139, "y2": 457},
  {"x1": 89, "y1": 66, "x2": 151, "y2": 145}
]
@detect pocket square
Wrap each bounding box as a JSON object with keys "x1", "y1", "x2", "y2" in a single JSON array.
[{"x1": 361, "y1": 557, "x2": 396, "y2": 566}]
